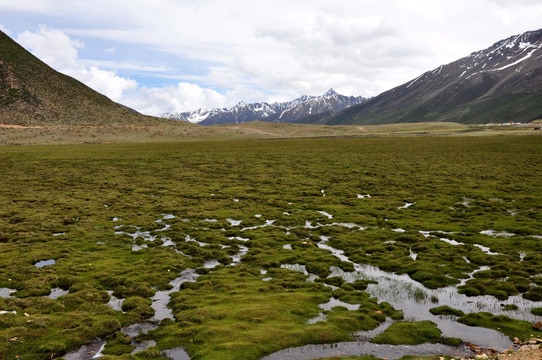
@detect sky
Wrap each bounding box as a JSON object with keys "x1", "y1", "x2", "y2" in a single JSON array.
[{"x1": 1, "y1": 0, "x2": 541, "y2": 116}]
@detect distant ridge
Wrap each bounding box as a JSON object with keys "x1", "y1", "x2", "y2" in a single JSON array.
[
  {"x1": 163, "y1": 88, "x2": 366, "y2": 125},
  {"x1": 329, "y1": 28, "x2": 542, "y2": 125},
  {"x1": 0, "y1": 31, "x2": 154, "y2": 126}
]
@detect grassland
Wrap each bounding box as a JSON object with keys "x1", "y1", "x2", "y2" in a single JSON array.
[
  {"x1": 1, "y1": 120, "x2": 541, "y2": 146},
  {"x1": 0, "y1": 135, "x2": 541, "y2": 360}
]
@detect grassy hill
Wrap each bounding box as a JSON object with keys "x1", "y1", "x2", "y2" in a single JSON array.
[{"x1": 0, "y1": 30, "x2": 159, "y2": 126}]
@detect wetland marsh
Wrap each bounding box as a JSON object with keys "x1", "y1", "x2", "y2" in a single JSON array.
[{"x1": 0, "y1": 136, "x2": 541, "y2": 360}]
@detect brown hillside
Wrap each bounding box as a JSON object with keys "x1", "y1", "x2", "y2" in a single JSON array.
[{"x1": 0, "y1": 31, "x2": 157, "y2": 126}]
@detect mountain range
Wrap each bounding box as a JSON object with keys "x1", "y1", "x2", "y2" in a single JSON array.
[
  {"x1": 329, "y1": 29, "x2": 542, "y2": 125},
  {"x1": 1, "y1": 27, "x2": 542, "y2": 128},
  {"x1": 163, "y1": 89, "x2": 366, "y2": 125}
]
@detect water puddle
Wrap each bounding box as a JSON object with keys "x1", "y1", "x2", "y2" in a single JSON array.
[
  {"x1": 163, "y1": 347, "x2": 191, "y2": 360},
  {"x1": 398, "y1": 202, "x2": 415, "y2": 209},
  {"x1": 106, "y1": 291, "x2": 124, "y2": 312},
  {"x1": 185, "y1": 235, "x2": 208, "y2": 247},
  {"x1": 260, "y1": 342, "x2": 474, "y2": 360},
  {"x1": 438, "y1": 237, "x2": 501, "y2": 256},
  {"x1": 480, "y1": 230, "x2": 516, "y2": 237},
  {"x1": 473, "y1": 243, "x2": 502, "y2": 255},
  {"x1": 280, "y1": 264, "x2": 319, "y2": 282},
  {"x1": 62, "y1": 338, "x2": 106, "y2": 360},
  {"x1": 0, "y1": 288, "x2": 16, "y2": 298},
  {"x1": 439, "y1": 237, "x2": 463, "y2": 246},
  {"x1": 460, "y1": 197, "x2": 473, "y2": 207},
  {"x1": 317, "y1": 211, "x2": 333, "y2": 219},
  {"x1": 317, "y1": 242, "x2": 349, "y2": 263},
  {"x1": 281, "y1": 264, "x2": 309, "y2": 275},
  {"x1": 203, "y1": 260, "x2": 221, "y2": 269},
  {"x1": 0, "y1": 310, "x2": 16, "y2": 315},
  {"x1": 229, "y1": 245, "x2": 249, "y2": 264},
  {"x1": 318, "y1": 297, "x2": 360, "y2": 311},
  {"x1": 161, "y1": 237, "x2": 176, "y2": 247},
  {"x1": 241, "y1": 220, "x2": 276, "y2": 231},
  {"x1": 132, "y1": 340, "x2": 157, "y2": 354},
  {"x1": 305, "y1": 221, "x2": 364, "y2": 230},
  {"x1": 152, "y1": 269, "x2": 200, "y2": 322},
  {"x1": 121, "y1": 322, "x2": 159, "y2": 354},
  {"x1": 226, "y1": 218, "x2": 242, "y2": 226},
  {"x1": 353, "y1": 318, "x2": 395, "y2": 341},
  {"x1": 156, "y1": 224, "x2": 172, "y2": 232},
  {"x1": 229, "y1": 236, "x2": 250, "y2": 242},
  {"x1": 48, "y1": 287, "x2": 69, "y2": 299},
  {"x1": 307, "y1": 312, "x2": 327, "y2": 324},
  {"x1": 34, "y1": 259, "x2": 56, "y2": 268}
]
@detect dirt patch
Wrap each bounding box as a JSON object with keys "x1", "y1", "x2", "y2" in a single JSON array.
[
  {"x1": 0, "y1": 123, "x2": 42, "y2": 129},
  {"x1": 495, "y1": 345, "x2": 541, "y2": 360}
]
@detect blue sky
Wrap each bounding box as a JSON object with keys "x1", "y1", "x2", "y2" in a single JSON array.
[{"x1": 1, "y1": 0, "x2": 541, "y2": 116}]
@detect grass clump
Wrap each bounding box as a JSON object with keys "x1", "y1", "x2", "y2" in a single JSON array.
[
  {"x1": 371, "y1": 320, "x2": 460, "y2": 346},
  {"x1": 429, "y1": 306, "x2": 465, "y2": 317},
  {"x1": 531, "y1": 307, "x2": 542, "y2": 316},
  {"x1": 458, "y1": 312, "x2": 542, "y2": 341}
]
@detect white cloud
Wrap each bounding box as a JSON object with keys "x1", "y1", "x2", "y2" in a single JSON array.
[
  {"x1": 122, "y1": 83, "x2": 227, "y2": 116},
  {"x1": 18, "y1": 25, "x2": 83, "y2": 71},
  {"x1": 14, "y1": 26, "x2": 236, "y2": 115},
  {"x1": 16, "y1": 25, "x2": 136, "y2": 102},
  {"x1": 3, "y1": 0, "x2": 542, "y2": 115}
]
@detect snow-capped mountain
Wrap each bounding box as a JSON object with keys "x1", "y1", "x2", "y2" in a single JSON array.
[
  {"x1": 330, "y1": 28, "x2": 542, "y2": 125},
  {"x1": 163, "y1": 89, "x2": 366, "y2": 125}
]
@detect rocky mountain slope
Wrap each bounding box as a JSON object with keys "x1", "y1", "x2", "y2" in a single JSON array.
[
  {"x1": 329, "y1": 28, "x2": 542, "y2": 125},
  {"x1": 163, "y1": 89, "x2": 366, "y2": 125},
  {"x1": 0, "y1": 30, "x2": 156, "y2": 126}
]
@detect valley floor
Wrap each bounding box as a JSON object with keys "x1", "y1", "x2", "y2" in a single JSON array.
[
  {"x1": 0, "y1": 121, "x2": 540, "y2": 145},
  {"x1": 0, "y1": 135, "x2": 540, "y2": 360}
]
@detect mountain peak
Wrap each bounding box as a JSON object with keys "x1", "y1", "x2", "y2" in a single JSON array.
[
  {"x1": 323, "y1": 88, "x2": 338, "y2": 97},
  {"x1": 166, "y1": 89, "x2": 366, "y2": 125}
]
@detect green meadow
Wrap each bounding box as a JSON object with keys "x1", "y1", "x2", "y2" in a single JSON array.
[{"x1": 0, "y1": 135, "x2": 541, "y2": 360}]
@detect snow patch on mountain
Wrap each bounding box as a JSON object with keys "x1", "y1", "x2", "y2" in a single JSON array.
[{"x1": 163, "y1": 89, "x2": 366, "y2": 125}]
